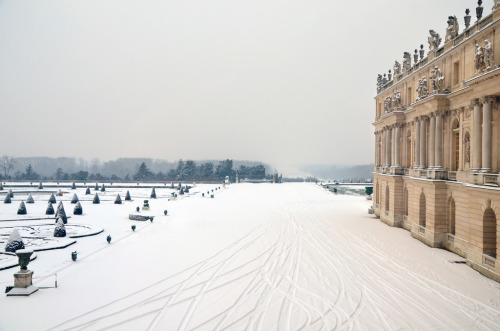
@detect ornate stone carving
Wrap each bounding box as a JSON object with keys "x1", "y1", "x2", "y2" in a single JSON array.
[
  {"x1": 384, "y1": 96, "x2": 392, "y2": 113},
  {"x1": 494, "y1": 1, "x2": 500, "y2": 10},
  {"x1": 445, "y1": 16, "x2": 459, "y2": 42},
  {"x1": 430, "y1": 66, "x2": 444, "y2": 93},
  {"x1": 475, "y1": 43, "x2": 485, "y2": 73},
  {"x1": 483, "y1": 40, "x2": 497, "y2": 70},
  {"x1": 481, "y1": 95, "x2": 496, "y2": 105},
  {"x1": 428, "y1": 30, "x2": 442, "y2": 51},
  {"x1": 393, "y1": 61, "x2": 402, "y2": 76},
  {"x1": 474, "y1": 40, "x2": 496, "y2": 73},
  {"x1": 464, "y1": 133, "x2": 471, "y2": 163},
  {"x1": 403, "y1": 52, "x2": 412, "y2": 72},
  {"x1": 416, "y1": 76, "x2": 429, "y2": 100},
  {"x1": 393, "y1": 91, "x2": 402, "y2": 108}
]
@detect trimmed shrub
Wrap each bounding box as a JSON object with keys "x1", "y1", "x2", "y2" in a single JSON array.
[
  {"x1": 71, "y1": 182, "x2": 76, "y2": 189},
  {"x1": 125, "y1": 190, "x2": 131, "y2": 201},
  {"x1": 0, "y1": 182, "x2": 3, "y2": 190},
  {"x1": 49, "y1": 193, "x2": 56, "y2": 203},
  {"x1": 95, "y1": 183, "x2": 99, "y2": 191},
  {"x1": 150, "y1": 188, "x2": 156, "y2": 199},
  {"x1": 180, "y1": 188, "x2": 184, "y2": 195},
  {"x1": 85, "y1": 187, "x2": 91, "y2": 195},
  {"x1": 38, "y1": 182, "x2": 43, "y2": 189},
  {"x1": 164, "y1": 210, "x2": 168, "y2": 216},
  {"x1": 114, "y1": 194, "x2": 122, "y2": 204},
  {"x1": 17, "y1": 201, "x2": 27, "y2": 215},
  {"x1": 74, "y1": 202, "x2": 83, "y2": 215},
  {"x1": 26, "y1": 194, "x2": 34, "y2": 204},
  {"x1": 93, "y1": 193, "x2": 100, "y2": 204},
  {"x1": 4, "y1": 229, "x2": 24, "y2": 252},
  {"x1": 46, "y1": 202, "x2": 55, "y2": 215},
  {"x1": 4, "y1": 194, "x2": 11, "y2": 203},
  {"x1": 55, "y1": 202, "x2": 68, "y2": 224},
  {"x1": 8, "y1": 189, "x2": 13, "y2": 197},
  {"x1": 53, "y1": 218, "x2": 66, "y2": 237},
  {"x1": 56, "y1": 189, "x2": 63, "y2": 197},
  {"x1": 71, "y1": 194, "x2": 79, "y2": 204},
  {"x1": 101, "y1": 184, "x2": 105, "y2": 192}
]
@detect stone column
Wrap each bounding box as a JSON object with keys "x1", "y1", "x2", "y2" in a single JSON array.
[
  {"x1": 388, "y1": 127, "x2": 393, "y2": 166},
  {"x1": 415, "y1": 119, "x2": 420, "y2": 168},
  {"x1": 419, "y1": 117, "x2": 427, "y2": 169},
  {"x1": 471, "y1": 99, "x2": 482, "y2": 172},
  {"x1": 481, "y1": 96, "x2": 495, "y2": 172},
  {"x1": 384, "y1": 128, "x2": 389, "y2": 167},
  {"x1": 394, "y1": 124, "x2": 401, "y2": 168},
  {"x1": 392, "y1": 126, "x2": 396, "y2": 166},
  {"x1": 429, "y1": 114, "x2": 436, "y2": 168},
  {"x1": 434, "y1": 111, "x2": 443, "y2": 169}
]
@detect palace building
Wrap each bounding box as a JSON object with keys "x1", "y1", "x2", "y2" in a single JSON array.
[{"x1": 373, "y1": 1, "x2": 500, "y2": 281}]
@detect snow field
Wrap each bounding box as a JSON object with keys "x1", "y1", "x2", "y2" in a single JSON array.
[{"x1": 0, "y1": 183, "x2": 500, "y2": 330}]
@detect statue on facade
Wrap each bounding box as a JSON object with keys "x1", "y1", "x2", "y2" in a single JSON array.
[
  {"x1": 445, "y1": 16, "x2": 459, "y2": 42},
  {"x1": 430, "y1": 66, "x2": 444, "y2": 93},
  {"x1": 377, "y1": 74, "x2": 382, "y2": 92},
  {"x1": 483, "y1": 39, "x2": 497, "y2": 70},
  {"x1": 403, "y1": 52, "x2": 412, "y2": 72},
  {"x1": 475, "y1": 43, "x2": 485, "y2": 73},
  {"x1": 393, "y1": 91, "x2": 402, "y2": 108},
  {"x1": 416, "y1": 76, "x2": 429, "y2": 100},
  {"x1": 464, "y1": 135, "x2": 470, "y2": 164},
  {"x1": 428, "y1": 30, "x2": 442, "y2": 51},
  {"x1": 393, "y1": 60, "x2": 402, "y2": 77},
  {"x1": 384, "y1": 96, "x2": 392, "y2": 113}
]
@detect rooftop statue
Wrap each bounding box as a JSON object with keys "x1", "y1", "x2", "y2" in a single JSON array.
[
  {"x1": 445, "y1": 16, "x2": 459, "y2": 42},
  {"x1": 403, "y1": 52, "x2": 412, "y2": 72},
  {"x1": 428, "y1": 30, "x2": 442, "y2": 52},
  {"x1": 393, "y1": 61, "x2": 402, "y2": 76}
]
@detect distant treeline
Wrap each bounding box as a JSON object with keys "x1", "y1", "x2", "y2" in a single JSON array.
[
  {"x1": 0, "y1": 156, "x2": 275, "y2": 182},
  {"x1": 298, "y1": 164, "x2": 374, "y2": 181}
]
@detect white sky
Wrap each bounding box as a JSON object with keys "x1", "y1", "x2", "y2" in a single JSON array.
[{"x1": 0, "y1": 0, "x2": 487, "y2": 166}]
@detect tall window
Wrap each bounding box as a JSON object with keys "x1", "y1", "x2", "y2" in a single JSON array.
[
  {"x1": 483, "y1": 208, "x2": 497, "y2": 257},
  {"x1": 452, "y1": 120, "x2": 460, "y2": 170},
  {"x1": 448, "y1": 198, "x2": 456, "y2": 235},
  {"x1": 419, "y1": 193, "x2": 426, "y2": 227},
  {"x1": 407, "y1": 87, "x2": 412, "y2": 105},
  {"x1": 453, "y1": 61, "x2": 460, "y2": 85}
]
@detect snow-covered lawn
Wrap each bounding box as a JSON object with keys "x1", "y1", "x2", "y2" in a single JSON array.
[{"x1": 1, "y1": 183, "x2": 500, "y2": 330}]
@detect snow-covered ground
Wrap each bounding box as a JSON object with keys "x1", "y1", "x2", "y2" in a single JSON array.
[{"x1": 1, "y1": 183, "x2": 500, "y2": 330}]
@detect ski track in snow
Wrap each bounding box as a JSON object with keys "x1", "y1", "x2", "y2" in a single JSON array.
[{"x1": 47, "y1": 185, "x2": 500, "y2": 331}]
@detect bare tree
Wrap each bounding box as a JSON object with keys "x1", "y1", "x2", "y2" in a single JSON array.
[{"x1": 0, "y1": 155, "x2": 15, "y2": 178}]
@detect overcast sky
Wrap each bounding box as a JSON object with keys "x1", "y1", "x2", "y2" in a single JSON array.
[{"x1": 0, "y1": 0, "x2": 486, "y2": 167}]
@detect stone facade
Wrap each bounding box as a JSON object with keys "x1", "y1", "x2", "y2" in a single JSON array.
[{"x1": 374, "y1": 4, "x2": 500, "y2": 282}]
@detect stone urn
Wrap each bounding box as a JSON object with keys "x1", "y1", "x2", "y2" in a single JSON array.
[{"x1": 16, "y1": 249, "x2": 34, "y2": 271}]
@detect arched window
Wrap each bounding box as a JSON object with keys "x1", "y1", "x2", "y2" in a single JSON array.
[
  {"x1": 483, "y1": 208, "x2": 497, "y2": 257},
  {"x1": 419, "y1": 193, "x2": 426, "y2": 227},
  {"x1": 376, "y1": 182, "x2": 380, "y2": 205},
  {"x1": 452, "y1": 119, "x2": 460, "y2": 170},
  {"x1": 448, "y1": 197, "x2": 455, "y2": 235},
  {"x1": 385, "y1": 185, "x2": 390, "y2": 212}
]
